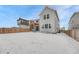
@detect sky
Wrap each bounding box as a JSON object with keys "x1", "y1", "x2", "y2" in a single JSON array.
[{"x1": 0, "y1": 5, "x2": 79, "y2": 28}]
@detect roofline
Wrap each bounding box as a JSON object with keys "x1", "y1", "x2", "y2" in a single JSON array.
[
  {"x1": 17, "y1": 17, "x2": 27, "y2": 21},
  {"x1": 39, "y1": 6, "x2": 56, "y2": 16},
  {"x1": 39, "y1": 6, "x2": 59, "y2": 21},
  {"x1": 54, "y1": 10, "x2": 59, "y2": 21},
  {"x1": 17, "y1": 17, "x2": 39, "y2": 21},
  {"x1": 69, "y1": 12, "x2": 79, "y2": 24}
]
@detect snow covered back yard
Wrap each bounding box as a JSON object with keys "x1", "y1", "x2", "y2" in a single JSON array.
[{"x1": 0, "y1": 32, "x2": 79, "y2": 54}]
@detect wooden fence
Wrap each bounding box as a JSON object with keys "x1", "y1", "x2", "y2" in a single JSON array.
[
  {"x1": 62, "y1": 30, "x2": 73, "y2": 37},
  {"x1": 0, "y1": 28, "x2": 31, "y2": 34},
  {"x1": 62, "y1": 29, "x2": 79, "y2": 42}
]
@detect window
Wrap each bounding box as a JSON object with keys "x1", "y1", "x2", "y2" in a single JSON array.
[
  {"x1": 49, "y1": 24, "x2": 51, "y2": 28},
  {"x1": 45, "y1": 24, "x2": 48, "y2": 28},
  {"x1": 47, "y1": 14, "x2": 49, "y2": 19},
  {"x1": 44, "y1": 14, "x2": 50, "y2": 20},
  {"x1": 44, "y1": 15, "x2": 46, "y2": 20}
]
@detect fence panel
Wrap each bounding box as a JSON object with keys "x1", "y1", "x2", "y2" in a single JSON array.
[
  {"x1": 0, "y1": 28, "x2": 31, "y2": 34},
  {"x1": 63, "y1": 29, "x2": 79, "y2": 42}
]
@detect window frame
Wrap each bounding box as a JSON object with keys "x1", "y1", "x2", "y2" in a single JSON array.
[
  {"x1": 47, "y1": 14, "x2": 49, "y2": 19},
  {"x1": 49, "y1": 24, "x2": 51, "y2": 28},
  {"x1": 44, "y1": 15, "x2": 46, "y2": 20},
  {"x1": 45, "y1": 24, "x2": 48, "y2": 29}
]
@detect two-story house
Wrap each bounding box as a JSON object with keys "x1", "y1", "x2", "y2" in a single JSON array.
[
  {"x1": 17, "y1": 17, "x2": 30, "y2": 29},
  {"x1": 39, "y1": 6, "x2": 59, "y2": 33}
]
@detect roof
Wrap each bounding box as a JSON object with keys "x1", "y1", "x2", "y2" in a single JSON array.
[
  {"x1": 17, "y1": 17, "x2": 28, "y2": 21},
  {"x1": 39, "y1": 6, "x2": 59, "y2": 21},
  {"x1": 39, "y1": 6, "x2": 56, "y2": 16},
  {"x1": 69, "y1": 12, "x2": 79, "y2": 24},
  {"x1": 55, "y1": 10, "x2": 59, "y2": 21},
  {"x1": 17, "y1": 17, "x2": 39, "y2": 21}
]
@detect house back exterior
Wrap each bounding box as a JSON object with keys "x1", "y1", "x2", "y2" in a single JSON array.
[{"x1": 39, "y1": 6, "x2": 59, "y2": 33}]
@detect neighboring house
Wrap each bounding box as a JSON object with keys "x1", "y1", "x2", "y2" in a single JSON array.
[
  {"x1": 39, "y1": 6, "x2": 59, "y2": 33},
  {"x1": 17, "y1": 18, "x2": 30, "y2": 29},
  {"x1": 69, "y1": 12, "x2": 79, "y2": 42},
  {"x1": 30, "y1": 20, "x2": 39, "y2": 31},
  {"x1": 17, "y1": 17, "x2": 39, "y2": 31},
  {"x1": 69, "y1": 12, "x2": 79, "y2": 30}
]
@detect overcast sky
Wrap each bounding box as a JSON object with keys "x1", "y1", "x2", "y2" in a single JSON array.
[{"x1": 0, "y1": 5, "x2": 79, "y2": 28}]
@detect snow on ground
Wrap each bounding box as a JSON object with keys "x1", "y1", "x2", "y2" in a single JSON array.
[{"x1": 0, "y1": 32, "x2": 79, "y2": 54}]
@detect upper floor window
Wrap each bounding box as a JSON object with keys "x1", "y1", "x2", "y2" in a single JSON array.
[
  {"x1": 44, "y1": 15, "x2": 46, "y2": 20},
  {"x1": 47, "y1": 14, "x2": 49, "y2": 19},
  {"x1": 44, "y1": 14, "x2": 50, "y2": 20}
]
